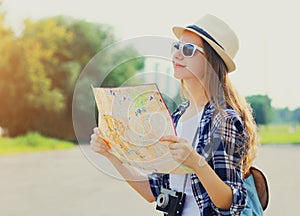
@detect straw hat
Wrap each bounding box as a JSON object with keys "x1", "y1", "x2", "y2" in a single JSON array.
[{"x1": 172, "y1": 14, "x2": 239, "y2": 72}]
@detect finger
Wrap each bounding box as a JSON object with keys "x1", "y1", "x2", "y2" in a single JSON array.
[
  {"x1": 170, "y1": 149, "x2": 180, "y2": 156},
  {"x1": 170, "y1": 144, "x2": 194, "y2": 156},
  {"x1": 168, "y1": 139, "x2": 191, "y2": 150},
  {"x1": 92, "y1": 128, "x2": 111, "y2": 148},
  {"x1": 91, "y1": 138, "x2": 108, "y2": 150},
  {"x1": 170, "y1": 145, "x2": 188, "y2": 154},
  {"x1": 90, "y1": 141, "x2": 100, "y2": 150},
  {"x1": 91, "y1": 136, "x2": 105, "y2": 149},
  {"x1": 98, "y1": 128, "x2": 104, "y2": 137},
  {"x1": 168, "y1": 142, "x2": 185, "y2": 150},
  {"x1": 90, "y1": 134, "x2": 98, "y2": 144},
  {"x1": 91, "y1": 144, "x2": 109, "y2": 154},
  {"x1": 98, "y1": 136, "x2": 111, "y2": 149},
  {"x1": 160, "y1": 135, "x2": 187, "y2": 143},
  {"x1": 91, "y1": 144, "x2": 103, "y2": 153},
  {"x1": 160, "y1": 135, "x2": 179, "y2": 142},
  {"x1": 93, "y1": 127, "x2": 99, "y2": 134},
  {"x1": 169, "y1": 142, "x2": 179, "y2": 150},
  {"x1": 94, "y1": 127, "x2": 105, "y2": 138}
]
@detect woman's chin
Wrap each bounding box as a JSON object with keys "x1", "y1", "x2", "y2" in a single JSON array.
[
  {"x1": 173, "y1": 68, "x2": 185, "y2": 79},
  {"x1": 173, "y1": 70, "x2": 192, "y2": 80}
]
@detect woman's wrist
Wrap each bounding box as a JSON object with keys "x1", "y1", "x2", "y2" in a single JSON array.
[
  {"x1": 197, "y1": 156, "x2": 207, "y2": 168},
  {"x1": 190, "y1": 152, "x2": 207, "y2": 171},
  {"x1": 106, "y1": 153, "x2": 123, "y2": 166}
]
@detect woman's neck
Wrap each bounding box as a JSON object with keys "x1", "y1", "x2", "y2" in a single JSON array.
[{"x1": 183, "y1": 79, "x2": 208, "y2": 110}]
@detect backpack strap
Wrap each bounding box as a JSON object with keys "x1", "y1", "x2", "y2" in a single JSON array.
[{"x1": 248, "y1": 166, "x2": 270, "y2": 211}]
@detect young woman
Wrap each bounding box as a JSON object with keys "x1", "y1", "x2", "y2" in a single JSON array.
[{"x1": 90, "y1": 14, "x2": 260, "y2": 215}]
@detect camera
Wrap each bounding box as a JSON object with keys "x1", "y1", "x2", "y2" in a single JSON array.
[{"x1": 156, "y1": 187, "x2": 186, "y2": 216}]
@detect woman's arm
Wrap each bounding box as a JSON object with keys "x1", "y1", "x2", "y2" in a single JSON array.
[
  {"x1": 162, "y1": 136, "x2": 233, "y2": 209},
  {"x1": 161, "y1": 116, "x2": 247, "y2": 213},
  {"x1": 90, "y1": 128, "x2": 155, "y2": 203},
  {"x1": 189, "y1": 152, "x2": 233, "y2": 209}
]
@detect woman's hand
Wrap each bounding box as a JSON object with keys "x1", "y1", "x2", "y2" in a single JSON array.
[
  {"x1": 160, "y1": 135, "x2": 201, "y2": 170},
  {"x1": 90, "y1": 127, "x2": 113, "y2": 157}
]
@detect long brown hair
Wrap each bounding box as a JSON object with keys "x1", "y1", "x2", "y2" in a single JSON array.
[{"x1": 201, "y1": 40, "x2": 258, "y2": 176}]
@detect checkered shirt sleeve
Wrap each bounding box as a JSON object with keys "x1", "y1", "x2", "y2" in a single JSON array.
[{"x1": 208, "y1": 114, "x2": 249, "y2": 215}]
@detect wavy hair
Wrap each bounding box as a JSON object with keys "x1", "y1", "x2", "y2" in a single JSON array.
[{"x1": 201, "y1": 40, "x2": 258, "y2": 176}]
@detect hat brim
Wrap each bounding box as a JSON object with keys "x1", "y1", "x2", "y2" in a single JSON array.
[{"x1": 172, "y1": 26, "x2": 236, "y2": 72}]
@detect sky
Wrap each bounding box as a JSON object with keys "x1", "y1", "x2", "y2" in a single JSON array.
[{"x1": 2, "y1": 0, "x2": 300, "y2": 109}]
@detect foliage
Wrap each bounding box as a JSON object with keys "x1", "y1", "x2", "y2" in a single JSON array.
[
  {"x1": 0, "y1": 132, "x2": 74, "y2": 155},
  {"x1": 246, "y1": 95, "x2": 272, "y2": 125},
  {"x1": 272, "y1": 107, "x2": 300, "y2": 124},
  {"x1": 0, "y1": 17, "x2": 73, "y2": 137},
  {"x1": 0, "y1": 8, "x2": 144, "y2": 140}
]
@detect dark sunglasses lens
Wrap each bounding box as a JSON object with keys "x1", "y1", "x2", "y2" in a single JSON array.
[
  {"x1": 182, "y1": 44, "x2": 194, "y2": 56},
  {"x1": 171, "y1": 42, "x2": 180, "y2": 54},
  {"x1": 173, "y1": 42, "x2": 180, "y2": 50}
]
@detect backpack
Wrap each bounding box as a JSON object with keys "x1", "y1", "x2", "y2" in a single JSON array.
[{"x1": 243, "y1": 166, "x2": 269, "y2": 214}]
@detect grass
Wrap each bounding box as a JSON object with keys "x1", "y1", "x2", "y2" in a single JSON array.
[
  {"x1": 259, "y1": 124, "x2": 300, "y2": 144},
  {"x1": 0, "y1": 132, "x2": 75, "y2": 155},
  {"x1": 0, "y1": 125, "x2": 298, "y2": 155}
]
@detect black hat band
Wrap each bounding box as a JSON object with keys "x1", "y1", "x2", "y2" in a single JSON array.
[{"x1": 186, "y1": 25, "x2": 224, "y2": 50}]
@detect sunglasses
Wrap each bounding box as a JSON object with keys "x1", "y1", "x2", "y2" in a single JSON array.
[{"x1": 171, "y1": 41, "x2": 204, "y2": 57}]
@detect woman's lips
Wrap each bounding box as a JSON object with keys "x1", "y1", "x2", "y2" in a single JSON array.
[{"x1": 173, "y1": 62, "x2": 186, "y2": 68}]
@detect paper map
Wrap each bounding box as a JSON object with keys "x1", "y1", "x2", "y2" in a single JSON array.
[{"x1": 92, "y1": 84, "x2": 193, "y2": 174}]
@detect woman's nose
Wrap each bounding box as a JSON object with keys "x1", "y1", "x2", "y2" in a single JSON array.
[{"x1": 172, "y1": 48, "x2": 184, "y2": 60}]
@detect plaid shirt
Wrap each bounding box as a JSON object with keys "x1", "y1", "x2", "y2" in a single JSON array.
[{"x1": 148, "y1": 101, "x2": 249, "y2": 216}]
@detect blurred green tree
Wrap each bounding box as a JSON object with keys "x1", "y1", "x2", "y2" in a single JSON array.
[
  {"x1": 0, "y1": 16, "x2": 73, "y2": 136},
  {"x1": 246, "y1": 95, "x2": 272, "y2": 125},
  {"x1": 293, "y1": 108, "x2": 300, "y2": 124},
  {"x1": 272, "y1": 107, "x2": 300, "y2": 124},
  {"x1": 0, "y1": 12, "x2": 144, "y2": 139},
  {"x1": 53, "y1": 16, "x2": 144, "y2": 141}
]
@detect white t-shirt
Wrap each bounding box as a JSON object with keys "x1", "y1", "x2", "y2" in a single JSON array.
[{"x1": 170, "y1": 109, "x2": 203, "y2": 216}]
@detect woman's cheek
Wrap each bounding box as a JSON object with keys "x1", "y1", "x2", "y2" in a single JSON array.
[{"x1": 188, "y1": 59, "x2": 205, "y2": 79}]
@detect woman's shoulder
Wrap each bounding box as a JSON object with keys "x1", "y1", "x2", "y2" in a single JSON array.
[
  {"x1": 210, "y1": 104, "x2": 245, "y2": 132},
  {"x1": 211, "y1": 104, "x2": 242, "y2": 119}
]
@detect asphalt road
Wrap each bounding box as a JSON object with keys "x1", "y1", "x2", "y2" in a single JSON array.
[{"x1": 0, "y1": 144, "x2": 299, "y2": 216}]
